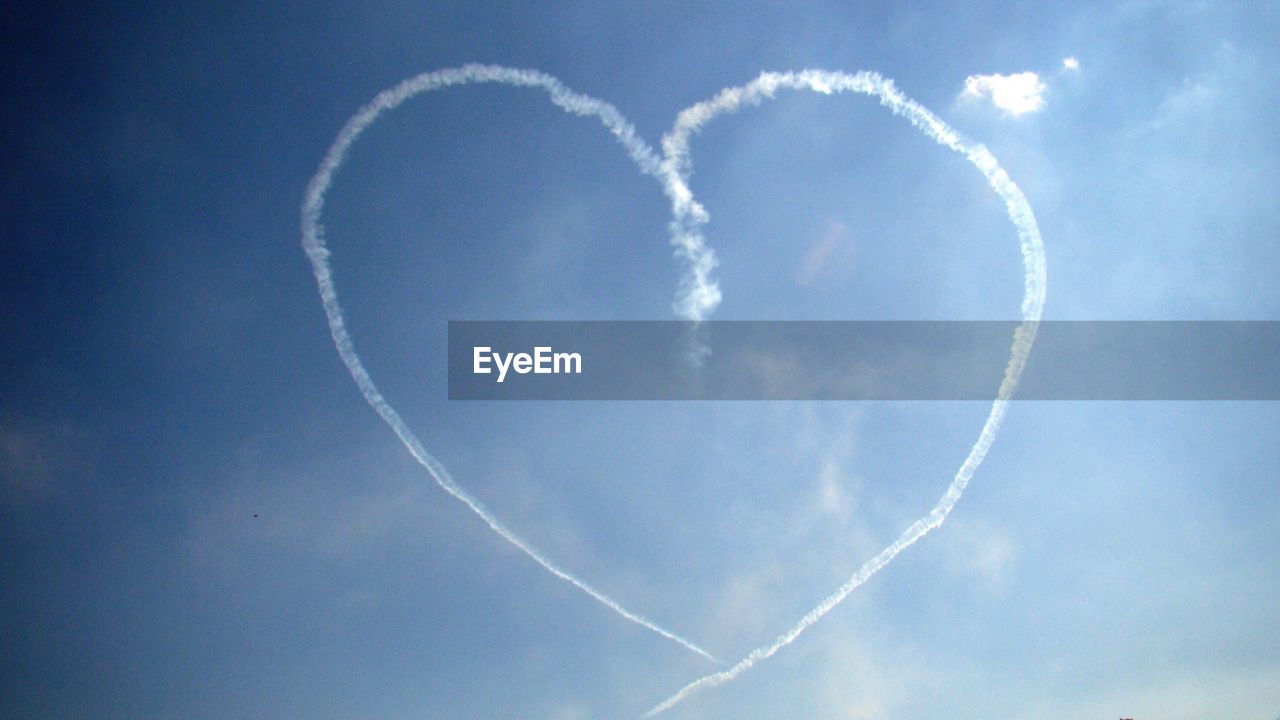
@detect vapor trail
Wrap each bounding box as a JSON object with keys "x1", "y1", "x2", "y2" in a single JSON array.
[
  {"x1": 300, "y1": 64, "x2": 717, "y2": 664},
  {"x1": 645, "y1": 70, "x2": 1046, "y2": 716}
]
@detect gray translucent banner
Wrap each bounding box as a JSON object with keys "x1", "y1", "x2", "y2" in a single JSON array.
[{"x1": 447, "y1": 321, "x2": 1280, "y2": 400}]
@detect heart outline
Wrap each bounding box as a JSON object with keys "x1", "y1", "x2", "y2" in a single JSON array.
[{"x1": 300, "y1": 64, "x2": 1046, "y2": 716}]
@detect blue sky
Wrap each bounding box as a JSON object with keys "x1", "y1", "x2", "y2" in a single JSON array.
[{"x1": 3, "y1": 2, "x2": 1278, "y2": 718}]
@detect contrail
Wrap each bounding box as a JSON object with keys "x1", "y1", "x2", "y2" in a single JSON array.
[
  {"x1": 301, "y1": 65, "x2": 1048, "y2": 711},
  {"x1": 644, "y1": 70, "x2": 1047, "y2": 716},
  {"x1": 300, "y1": 64, "x2": 718, "y2": 664}
]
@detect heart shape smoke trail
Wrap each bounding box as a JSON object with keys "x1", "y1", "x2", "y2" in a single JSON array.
[{"x1": 299, "y1": 65, "x2": 1046, "y2": 716}]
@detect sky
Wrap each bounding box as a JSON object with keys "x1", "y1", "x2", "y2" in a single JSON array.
[{"x1": 3, "y1": 2, "x2": 1279, "y2": 719}]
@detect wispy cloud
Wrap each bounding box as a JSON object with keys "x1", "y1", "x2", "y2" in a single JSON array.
[
  {"x1": 1041, "y1": 661, "x2": 1280, "y2": 720},
  {"x1": 0, "y1": 422, "x2": 84, "y2": 503},
  {"x1": 793, "y1": 221, "x2": 854, "y2": 288}
]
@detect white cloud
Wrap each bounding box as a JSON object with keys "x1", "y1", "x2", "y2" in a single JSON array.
[
  {"x1": 1039, "y1": 662, "x2": 1280, "y2": 720},
  {"x1": 814, "y1": 637, "x2": 910, "y2": 720},
  {"x1": 1062, "y1": 56, "x2": 1080, "y2": 71},
  {"x1": 961, "y1": 71, "x2": 1047, "y2": 116},
  {"x1": 944, "y1": 518, "x2": 1019, "y2": 591},
  {"x1": 793, "y1": 220, "x2": 853, "y2": 287}
]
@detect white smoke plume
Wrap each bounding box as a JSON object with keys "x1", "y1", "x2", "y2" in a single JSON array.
[
  {"x1": 644, "y1": 69, "x2": 1046, "y2": 716},
  {"x1": 300, "y1": 64, "x2": 718, "y2": 664},
  {"x1": 962, "y1": 70, "x2": 1048, "y2": 116}
]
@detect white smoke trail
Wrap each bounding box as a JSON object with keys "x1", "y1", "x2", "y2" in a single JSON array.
[
  {"x1": 300, "y1": 64, "x2": 719, "y2": 664},
  {"x1": 644, "y1": 70, "x2": 1046, "y2": 716}
]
